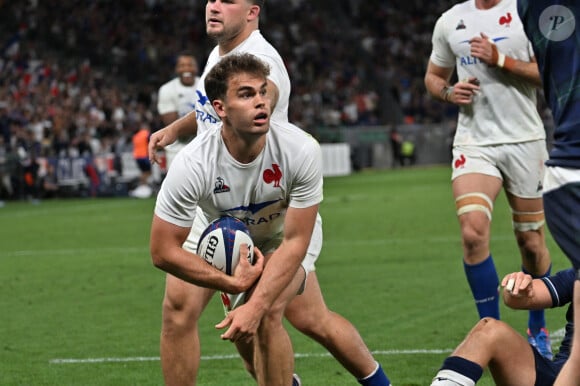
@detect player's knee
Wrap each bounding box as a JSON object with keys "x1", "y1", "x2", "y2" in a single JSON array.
[
  {"x1": 286, "y1": 305, "x2": 321, "y2": 333},
  {"x1": 161, "y1": 296, "x2": 202, "y2": 331},
  {"x1": 470, "y1": 318, "x2": 509, "y2": 345},
  {"x1": 514, "y1": 228, "x2": 549, "y2": 264},
  {"x1": 456, "y1": 193, "x2": 492, "y2": 249},
  {"x1": 460, "y1": 223, "x2": 489, "y2": 255}
]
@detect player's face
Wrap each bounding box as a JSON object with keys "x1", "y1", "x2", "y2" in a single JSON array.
[
  {"x1": 216, "y1": 72, "x2": 271, "y2": 136},
  {"x1": 205, "y1": 0, "x2": 254, "y2": 42},
  {"x1": 175, "y1": 56, "x2": 197, "y2": 86}
]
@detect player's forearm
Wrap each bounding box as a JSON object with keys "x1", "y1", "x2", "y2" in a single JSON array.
[
  {"x1": 245, "y1": 246, "x2": 305, "y2": 314},
  {"x1": 487, "y1": 41, "x2": 542, "y2": 87},
  {"x1": 168, "y1": 110, "x2": 199, "y2": 138},
  {"x1": 501, "y1": 59, "x2": 542, "y2": 88},
  {"x1": 425, "y1": 73, "x2": 451, "y2": 102},
  {"x1": 503, "y1": 281, "x2": 552, "y2": 310},
  {"x1": 160, "y1": 111, "x2": 179, "y2": 127},
  {"x1": 152, "y1": 243, "x2": 241, "y2": 292}
]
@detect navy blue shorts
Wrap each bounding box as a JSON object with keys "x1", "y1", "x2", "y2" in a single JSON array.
[
  {"x1": 532, "y1": 345, "x2": 563, "y2": 386},
  {"x1": 136, "y1": 158, "x2": 151, "y2": 173}
]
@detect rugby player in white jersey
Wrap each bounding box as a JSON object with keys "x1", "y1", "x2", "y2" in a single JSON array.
[
  {"x1": 149, "y1": 1, "x2": 390, "y2": 385},
  {"x1": 157, "y1": 52, "x2": 200, "y2": 168},
  {"x1": 424, "y1": 0, "x2": 553, "y2": 359},
  {"x1": 152, "y1": 53, "x2": 321, "y2": 385}
]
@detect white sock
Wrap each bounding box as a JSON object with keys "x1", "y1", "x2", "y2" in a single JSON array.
[
  {"x1": 430, "y1": 369, "x2": 476, "y2": 386},
  {"x1": 360, "y1": 361, "x2": 380, "y2": 380}
]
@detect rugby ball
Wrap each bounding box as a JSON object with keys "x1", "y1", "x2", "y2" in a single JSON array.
[{"x1": 196, "y1": 216, "x2": 254, "y2": 313}]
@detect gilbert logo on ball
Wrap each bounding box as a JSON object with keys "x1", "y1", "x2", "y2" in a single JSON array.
[{"x1": 197, "y1": 216, "x2": 254, "y2": 313}]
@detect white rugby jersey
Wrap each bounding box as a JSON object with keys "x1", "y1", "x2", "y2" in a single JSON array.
[
  {"x1": 154, "y1": 120, "x2": 323, "y2": 249},
  {"x1": 157, "y1": 76, "x2": 201, "y2": 118},
  {"x1": 194, "y1": 30, "x2": 291, "y2": 134},
  {"x1": 430, "y1": 0, "x2": 545, "y2": 146}
]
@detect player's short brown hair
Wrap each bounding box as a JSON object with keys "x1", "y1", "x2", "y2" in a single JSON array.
[
  {"x1": 251, "y1": 0, "x2": 265, "y2": 8},
  {"x1": 205, "y1": 53, "x2": 270, "y2": 103}
]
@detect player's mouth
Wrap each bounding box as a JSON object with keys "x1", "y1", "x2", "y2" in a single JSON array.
[
  {"x1": 253, "y1": 112, "x2": 268, "y2": 125},
  {"x1": 207, "y1": 17, "x2": 222, "y2": 27}
]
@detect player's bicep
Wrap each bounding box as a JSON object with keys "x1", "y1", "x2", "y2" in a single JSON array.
[
  {"x1": 150, "y1": 215, "x2": 190, "y2": 263},
  {"x1": 266, "y1": 79, "x2": 280, "y2": 111},
  {"x1": 283, "y1": 205, "x2": 319, "y2": 255},
  {"x1": 426, "y1": 60, "x2": 454, "y2": 80}
]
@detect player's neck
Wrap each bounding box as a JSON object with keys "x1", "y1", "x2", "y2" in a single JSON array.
[
  {"x1": 221, "y1": 129, "x2": 265, "y2": 164},
  {"x1": 218, "y1": 25, "x2": 258, "y2": 55},
  {"x1": 475, "y1": 0, "x2": 501, "y2": 10}
]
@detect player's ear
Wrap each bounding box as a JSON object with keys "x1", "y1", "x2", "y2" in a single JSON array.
[
  {"x1": 247, "y1": 4, "x2": 260, "y2": 21},
  {"x1": 212, "y1": 99, "x2": 226, "y2": 118}
]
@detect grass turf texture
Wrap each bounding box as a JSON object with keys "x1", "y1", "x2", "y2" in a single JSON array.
[{"x1": 0, "y1": 166, "x2": 569, "y2": 385}]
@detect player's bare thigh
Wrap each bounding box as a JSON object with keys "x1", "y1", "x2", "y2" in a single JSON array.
[
  {"x1": 506, "y1": 193, "x2": 545, "y2": 214},
  {"x1": 162, "y1": 274, "x2": 215, "y2": 323},
  {"x1": 284, "y1": 272, "x2": 328, "y2": 326},
  {"x1": 452, "y1": 173, "x2": 503, "y2": 202}
]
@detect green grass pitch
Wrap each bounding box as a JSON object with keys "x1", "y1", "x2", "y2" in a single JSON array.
[{"x1": 0, "y1": 166, "x2": 569, "y2": 385}]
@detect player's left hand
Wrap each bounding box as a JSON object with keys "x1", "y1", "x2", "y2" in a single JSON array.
[
  {"x1": 501, "y1": 271, "x2": 534, "y2": 298},
  {"x1": 469, "y1": 33, "x2": 496, "y2": 66},
  {"x1": 215, "y1": 304, "x2": 262, "y2": 343}
]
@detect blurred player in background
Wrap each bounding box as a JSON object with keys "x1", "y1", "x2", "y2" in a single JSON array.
[
  {"x1": 517, "y1": 1, "x2": 580, "y2": 384},
  {"x1": 431, "y1": 269, "x2": 575, "y2": 386},
  {"x1": 129, "y1": 123, "x2": 153, "y2": 198},
  {"x1": 156, "y1": 52, "x2": 200, "y2": 168},
  {"x1": 149, "y1": 1, "x2": 390, "y2": 385},
  {"x1": 424, "y1": 0, "x2": 553, "y2": 359}
]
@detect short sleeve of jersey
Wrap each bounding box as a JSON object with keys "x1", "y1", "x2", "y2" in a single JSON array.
[
  {"x1": 429, "y1": 14, "x2": 456, "y2": 68},
  {"x1": 157, "y1": 80, "x2": 176, "y2": 115},
  {"x1": 289, "y1": 136, "x2": 323, "y2": 208},
  {"x1": 541, "y1": 268, "x2": 576, "y2": 307},
  {"x1": 154, "y1": 142, "x2": 205, "y2": 227}
]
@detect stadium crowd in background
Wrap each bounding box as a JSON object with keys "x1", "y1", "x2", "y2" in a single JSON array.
[{"x1": 0, "y1": 0, "x2": 465, "y2": 201}]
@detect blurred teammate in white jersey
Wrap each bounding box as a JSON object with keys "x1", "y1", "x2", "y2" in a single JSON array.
[
  {"x1": 156, "y1": 52, "x2": 200, "y2": 168},
  {"x1": 148, "y1": 1, "x2": 390, "y2": 385},
  {"x1": 424, "y1": 0, "x2": 553, "y2": 359}
]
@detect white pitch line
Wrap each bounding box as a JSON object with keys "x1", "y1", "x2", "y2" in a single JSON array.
[
  {"x1": 49, "y1": 349, "x2": 454, "y2": 364},
  {"x1": 50, "y1": 327, "x2": 567, "y2": 365}
]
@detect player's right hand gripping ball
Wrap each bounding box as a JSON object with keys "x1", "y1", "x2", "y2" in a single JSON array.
[{"x1": 197, "y1": 216, "x2": 254, "y2": 313}]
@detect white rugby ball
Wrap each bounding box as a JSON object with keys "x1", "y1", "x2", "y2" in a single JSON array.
[{"x1": 197, "y1": 216, "x2": 254, "y2": 313}]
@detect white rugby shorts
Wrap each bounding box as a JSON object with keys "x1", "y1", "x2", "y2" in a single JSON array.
[{"x1": 451, "y1": 140, "x2": 548, "y2": 199}]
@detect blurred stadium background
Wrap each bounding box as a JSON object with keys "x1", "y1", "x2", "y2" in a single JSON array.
[
  {"x1": 0, "y1": 2, "x2": 567, "y2": 385},
  {"x1": 0, "y1": 0, "x2": 553, "y2": 202}
]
